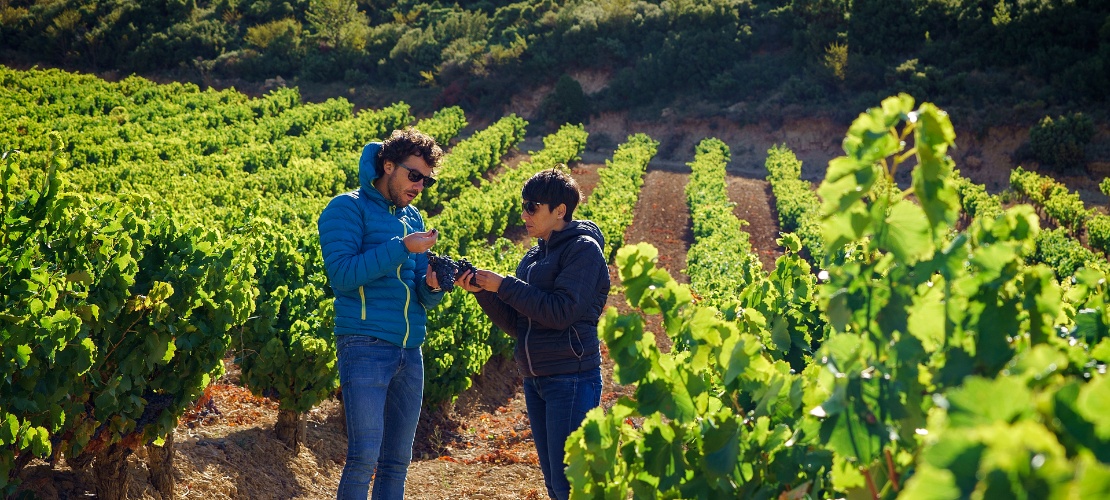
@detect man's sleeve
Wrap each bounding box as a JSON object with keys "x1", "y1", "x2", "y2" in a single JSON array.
[{"x1": 318, "y1": 197, "x2": 408, "y2": 292}]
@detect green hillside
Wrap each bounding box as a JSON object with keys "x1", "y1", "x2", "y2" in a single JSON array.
[{"x1": 2, "y1": 0, "x2": 1108, "y2": 123}]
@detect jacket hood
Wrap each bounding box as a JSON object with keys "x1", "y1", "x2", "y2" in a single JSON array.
[
  {"x1": 546, "y1": 220, "x2": 605, "y2": 250},
  {"x1": 359, "y1": 142, "x2": 383, "y2": 191}
]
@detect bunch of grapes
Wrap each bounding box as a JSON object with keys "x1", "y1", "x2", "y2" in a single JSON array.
[{"x1": 427, "y1": 252, "x2": 478, "y2": 292}]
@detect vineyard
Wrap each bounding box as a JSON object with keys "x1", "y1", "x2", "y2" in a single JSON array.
[{"x1": 3, "y1": 66, "x2": 1110, "y2": 499}]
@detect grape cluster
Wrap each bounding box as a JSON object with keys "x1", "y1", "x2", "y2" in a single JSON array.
[{"x1": 427, "y1": 252, "x2": 478, "y2": 292}]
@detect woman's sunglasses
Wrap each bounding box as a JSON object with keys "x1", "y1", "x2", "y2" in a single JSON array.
[
  {"x1": 397, "y1": 163, "x2": 436, "y2": 188},
  {"x1": 522, "y1": 200, "x2": 546, "y2": 215}
]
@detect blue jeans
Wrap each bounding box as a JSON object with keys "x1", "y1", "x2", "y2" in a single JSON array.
[
  {"x1": 523, "y1": 366, "x2": 603, "y2": 500},
  {"x1": 336, "y1": 335, "x2": 423, "y2": 500}
]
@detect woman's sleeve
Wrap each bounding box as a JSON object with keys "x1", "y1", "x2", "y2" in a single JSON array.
[
  {"x1": 497, "y1": 237, "x2": 604, "y2": 330},
  {"x1": 475, "y1": 290, "x2": 519, "y2": 337}
]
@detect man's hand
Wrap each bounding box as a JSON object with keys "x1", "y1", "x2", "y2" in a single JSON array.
[
  {"x1": 425, "y1": 264, "x2": 440, "y2": 291},
  {"x1": 404, "y1": 229, "x2": 438, "y2": 253}
]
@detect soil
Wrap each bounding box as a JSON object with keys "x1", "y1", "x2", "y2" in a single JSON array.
[{"x1": 17, "y1": 107, "x2": 1108, "y2": 499}]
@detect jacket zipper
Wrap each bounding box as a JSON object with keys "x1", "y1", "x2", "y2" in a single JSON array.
[
  {"x1": 359, "y1": 286, "x2": 366, "y2": 320},
  {"x1": 400, "y1": 263, "x2": 411, "y2": 347},
  {"x1": 523, "y1": 251, "x2": 541, "y2": 377},
  {"x1": 396, "y1": 206, "x2": 412, "y2": 347}
]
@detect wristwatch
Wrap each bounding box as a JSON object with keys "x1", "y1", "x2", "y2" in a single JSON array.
[{"x1": 426, "y1": 283, "x2": 442, "y2": 293}]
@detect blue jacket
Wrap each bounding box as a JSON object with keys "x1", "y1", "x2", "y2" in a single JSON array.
[{"x1": 318, "y1": 142, "x2": 444, "y2": 348}]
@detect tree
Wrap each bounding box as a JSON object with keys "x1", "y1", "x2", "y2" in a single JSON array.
[{"x1": 305, "y1": 0, "x2": 368, "y2": 52}]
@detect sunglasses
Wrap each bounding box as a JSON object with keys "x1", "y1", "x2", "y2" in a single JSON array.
[
  {"x1": 397, "y1": 162, "x2": 436, "y2": 188},
  {"x1": 522, "y1": 200, "x2": 547, "y2": 215}
]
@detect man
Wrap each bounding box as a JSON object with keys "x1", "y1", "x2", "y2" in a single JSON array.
[{"x1": 318, "y1": 128, "x2": 445, "y2": 499}]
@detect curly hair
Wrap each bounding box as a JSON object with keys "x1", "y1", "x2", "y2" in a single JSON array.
[{"x1": 375, "y1": 127, "x2": 444, "y2": 177}]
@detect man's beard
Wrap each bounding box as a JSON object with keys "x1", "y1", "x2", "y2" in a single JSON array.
[{"x1": 389, "y1": 179, "x2": 413, "y2": 208}]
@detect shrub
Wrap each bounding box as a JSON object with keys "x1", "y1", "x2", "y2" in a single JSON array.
[
  {"x1": 1030, "y1": 112, "x2": 1095, "y2": 172},
  {"x1": 541, "y1": 74, "x2": 589, "y2": 125}
]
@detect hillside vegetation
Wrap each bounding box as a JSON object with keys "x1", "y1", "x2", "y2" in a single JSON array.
[{"x1": 2, "y1": 0, "x2": 1108, "y2": 124}]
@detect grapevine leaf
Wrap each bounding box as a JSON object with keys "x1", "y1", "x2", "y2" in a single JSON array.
[
  {"x1": 828, "y1": 452, "x2": 865, "y2": 491},
  {"x1": 975, "y1": 297, "x2": 1017, "y2": 373},
  {"x1": 915, "y1": 102, "x2": 957, "y2": 160},
  {"x1": 1074, "y1": 309, "x2": 1105, "y2": 344},
  {"x1": 1078, "y1": 456, "x2": 1110, "y2": 498},
  {"x1": 810, "y1": 376, "x2": 847, "y2": 419},
  {"x1": 945, "y1": 377, "x2": 1030, "y2": 428},
  {"x1": 31, "y1": 427, "x2": 50, "y2": 456},
  {"x1": 700, "y1": 411, "x2": 739, "y2": 480},
  {"x1": 1054, "y1": 382, "x2": 1110, "y2": 463},
  {"x1": 770, "y1": 315, "x2": 790, "y2": 352},
  {"x1": 826, "y1": 287, "x2": 851, "y2": 333},
  {"x1": 14, "y1": 344, "x2": 31, "y2": 368},
  {"x1": 637, "y1": 374, "x2": 695, "y2": 422},
  {"x1": 821, "y1": 333, "x2": 865, "y2": 375},
  {"x1": 723, "y1": 333, "x2": 759, "y2": 387},
  {"x1": 600, "y1": 309, "x2": 654, "y2": 384},
  {"x1": 899, "y1": 464, "x2": 962, "y2": 500},
  {"x1": 1, "y1": 414, "x2": 17, "y2": 444},
  {"x1": 1077, "y1": 375, "x2": 1110, "y2": 439},
  {"x1": 1093, "y1": 338, "x2": 1110, "y2": 363},
  {"x1": 1007, "y1": 344, "x2": 1067, "y2": 386},
  {"x1": 920, "y1": 432, "x2": 983, "y2": 496},
  {"x1": 881, "y1": 199, "x2": 931, "y2": 263},
  {"x1": 825, "y1": 205, "x2": 872, "y2": 252},
  {"x1": 641, "y1": 420, "x2": 685, "y2": 490},
  {"x1": 907, "y1": 285, "x2": 945, "y2": 352}
]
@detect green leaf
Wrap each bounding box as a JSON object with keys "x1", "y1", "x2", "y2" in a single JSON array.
[
  {"x1": 827, "y1": 452, "x2": 865, "y2": 491},
  {"x1": 822, "y1": 203, "x2": 872, "y2": 250},
  {"x1": 700, "y1": 410, "x2": 739, "y2": 480},
  {"x1": 945, "y1": 377, "x2": 1030, "y2": 427},
  {"x1": 899, "y1": 464, "x2": 963, "y2": 500},
  {"x1": 0, "y1": 414, "x2": 18, "y2": 444},
  {"x1": 1078, "y1": 456, "x2": 1110, "y2": 499},
  {"x1": 919, "y1": 432, "x2": 984, "y2": 495},
  {"x1": 770, "y1": 315, "x2": 790, "y2": 352},
  {"x1": 30, "y1": 426, "x2": 50, "y2": 456},
  {"x1": 1093, "y1": 338, "x2": 1110, "y2": 363},
  {"x1": 14, "y1": 344, "x2": 31, "y2": 368},
  {"x1": 881, "y1": 199, "x2": 932, "y2": 263},
  {"x1": 1078, "y1": 375, "x2": 1110, "y2": 439},
  {"x1": 637, "y1": 368, "x2": 695, "y2": 421},
  {"x1": 640, "y1": 419, "x2": 684, "y2": 490},
  {"x1": 161, "y1": 339, "x2": 176, "y2": 364},
  {"x1": 907, "y1": 284, "x2": 945, "y2": 352}
]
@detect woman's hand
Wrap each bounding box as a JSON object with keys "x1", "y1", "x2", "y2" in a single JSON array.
[
  {"x1": 472, "y1": 270, "x2": 504, "y2": 293},
  {"x1": 455, "y1": 269, "x2": 504, "y2": 293},
  {"x1": 454, "y1": 269, "x2": 482, "y2": 293}
]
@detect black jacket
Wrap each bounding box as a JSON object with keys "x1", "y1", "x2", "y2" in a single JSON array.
[{"x1": 475, "y1": 220, "x2": 610, "y2": 377}]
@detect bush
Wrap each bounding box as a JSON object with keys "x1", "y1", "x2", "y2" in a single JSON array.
[
  {"x1": 1030, "y1": 112, "x2": 1095, "y2": 172},
  {"x1": 541, "y1": 74, "x2": 589, "y2": 125}
]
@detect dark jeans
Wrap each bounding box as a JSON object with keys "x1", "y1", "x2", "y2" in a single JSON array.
[
  {"x1": 335, "y1": 335, "x2": 423, "y2": 500},
  {"x1": 523, "y1": 366, "x2": 603, "y2": 500}
]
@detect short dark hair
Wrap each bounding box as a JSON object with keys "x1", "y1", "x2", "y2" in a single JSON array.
[
  {"x1": 522, "y1": 166, "x2": 581, "y2": 222},
  {"x1": 376, "y1": 128, "x2": 444, "y2": 177}
]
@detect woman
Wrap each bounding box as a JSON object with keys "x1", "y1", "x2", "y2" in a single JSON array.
[{"x1": 456, "y1": 167, "x2": 609, "y2": 499}]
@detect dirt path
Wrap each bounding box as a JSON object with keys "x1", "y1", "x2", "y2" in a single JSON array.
[{"x1": 729, "y1": 175, "x2": 782, "y2": 272}]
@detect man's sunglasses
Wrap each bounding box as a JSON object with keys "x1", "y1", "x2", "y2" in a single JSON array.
[
  {"x1": 522, "y1": 200, "x2": 546, "y2": 215},
  {"x1": 397, "y1": 162, "x2": 436, "y2": 188}
]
